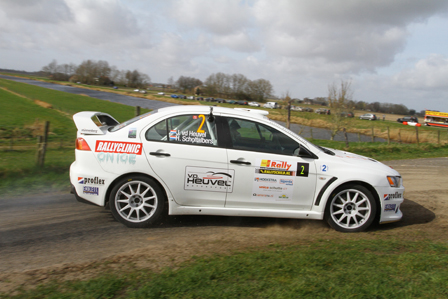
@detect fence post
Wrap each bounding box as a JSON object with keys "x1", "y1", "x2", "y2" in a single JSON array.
[
  {"x1": 343, "y1": 128, "x2": 349, "y2": 148},
  {"x1": 358, "y1": 133, "x2": 361, "y2": 142},
  {"x1": 398, "y1": 129, "x2": 401, "y2": 144},
  {"x1": 310, "y1": 127, "x2": 313, "y2": 139},
  {"x1": 387, "y1": 126, "x2": 390, "y2": 145},
  {"x1": 415, "y1": 126, "x2": 419, "y2": 145},
  {"x1": 135, "y1": 106, "x2": 141, "y2": 117},
  {"x1": 371, "y1": 126, "x2": 375, "y2": 142},
  {"x1": 438, "y1": 130, "x2": 440, "y2": 145},
  {"x1": 36, "y1": 121, "x2": 49, "y2": 168}
]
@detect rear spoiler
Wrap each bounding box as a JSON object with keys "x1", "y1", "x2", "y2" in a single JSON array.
[{"x1": 73, "y1": 111, "x2": 119, "y2": 135}]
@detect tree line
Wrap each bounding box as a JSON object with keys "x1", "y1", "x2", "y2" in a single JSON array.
[{"x1": 41, "y1": 59, "x2": 150, "y2": 88}]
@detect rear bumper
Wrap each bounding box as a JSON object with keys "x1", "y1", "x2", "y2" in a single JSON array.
[{"x1": 71, "y1": 184, "x2": 98, "y2": 206}]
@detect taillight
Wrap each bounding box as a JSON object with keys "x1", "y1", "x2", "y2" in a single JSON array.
[{"x1": 76, "y1": 138, "x2": 91, "y2": 151}]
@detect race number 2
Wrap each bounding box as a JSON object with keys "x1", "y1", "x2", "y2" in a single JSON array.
[{"x1": 296, "y1": 162, "x2": 309, "y2": 177}]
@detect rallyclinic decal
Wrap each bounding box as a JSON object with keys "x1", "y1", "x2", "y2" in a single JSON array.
[
  {"x1": 95, "y1": 141, "x2": 142, "y2": 165},
  {"x1": 185, "y1": 167, "x2": 234, "y2": 193},
  {"x1": 252, "y1": 159, "x2": 296, "y2": 201}
]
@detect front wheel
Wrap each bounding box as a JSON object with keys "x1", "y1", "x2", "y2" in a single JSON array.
[
  {"x1": 110, "y1": 176, "x2": 166, "y2": 228},
  {"x1": 325, "y1": 185, "x2": 377, "y2": 232}
]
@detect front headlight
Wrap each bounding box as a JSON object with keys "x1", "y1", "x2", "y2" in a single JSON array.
[{"x1": 387, "y1": 176, "x2": 401, "y2": 188}]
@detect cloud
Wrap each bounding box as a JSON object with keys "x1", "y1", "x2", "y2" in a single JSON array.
[
  {"x1": 252, "y1": 0, "x2": 448, "y2": 73},
  {"x1": 393, "y1": 54, "x2": 448, "y2": 90},
  {"x1": 1, "y1": 0, "x2": 73, "y2": 24}
]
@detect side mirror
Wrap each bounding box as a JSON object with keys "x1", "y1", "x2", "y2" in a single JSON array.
[{"x1": 294, "y1": 146, "x2": 317, "y2": 159}]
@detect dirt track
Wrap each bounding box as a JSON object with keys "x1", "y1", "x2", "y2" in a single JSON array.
[{"x1": 1, "y1": 157, "x2": 447, "y2": 294}]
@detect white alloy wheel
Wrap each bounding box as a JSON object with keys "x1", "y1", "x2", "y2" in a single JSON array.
[
  {"x1": 325, "y1": 185, "x2": 376, "y2": 232},
  {"x1": 110, "y1": 176, "x2": 165, "y2": 228}
]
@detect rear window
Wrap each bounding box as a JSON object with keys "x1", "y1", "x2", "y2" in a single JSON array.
[{"x1": 109, "y1": 110, "x2": 156, "y2": 132}]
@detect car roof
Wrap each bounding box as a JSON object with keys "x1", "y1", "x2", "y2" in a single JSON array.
[{"x1": 156, "y1": 105, "x2": 269, "y2": 120}]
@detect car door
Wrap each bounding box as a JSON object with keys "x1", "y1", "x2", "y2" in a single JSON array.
[
  {"x1": 223, "y1": 117, "x2": 317, "y2": 210},
  {"x1": 142, "y1": 113, "x2": 231, "y2": 207}
]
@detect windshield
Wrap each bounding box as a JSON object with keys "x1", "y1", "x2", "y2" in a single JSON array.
[{"x1": 109, "y1": 110, "x2": 157, "y2": 132}]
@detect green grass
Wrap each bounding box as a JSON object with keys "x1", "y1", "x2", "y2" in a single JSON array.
[{"x1": 3, "y1": 239, "x2": 448, "y2": 298}]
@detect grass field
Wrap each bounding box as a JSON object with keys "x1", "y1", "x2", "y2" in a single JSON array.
[{"x1": 4, "y1": 239, "x2": 448, "y2": 298}]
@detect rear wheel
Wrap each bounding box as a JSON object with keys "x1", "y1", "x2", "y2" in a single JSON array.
[
  {"x1": 325, "y1": 185, "x2": 377, "y2": 232},
  {"x1": 110, "y1": 176, "x2": 165, "y2": 228}
]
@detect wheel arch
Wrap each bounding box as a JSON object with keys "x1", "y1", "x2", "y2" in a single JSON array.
[
  {"x1": 324, "y1": 180, "x2": 381, "y2": 222},
  {"x1": 104, "y1": 172, "x2": 169, "y2": 207}
]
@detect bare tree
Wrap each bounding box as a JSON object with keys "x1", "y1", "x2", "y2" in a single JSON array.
[{"x1": 328, "y1": 80, "x2": 354, "y2": 140}]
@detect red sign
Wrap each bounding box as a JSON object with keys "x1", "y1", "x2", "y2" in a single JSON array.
[{"x1": 95, "y1": 141, "x2": 142, "y2": 155}]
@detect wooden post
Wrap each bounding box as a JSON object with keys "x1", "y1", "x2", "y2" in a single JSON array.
[
  {"x1": 135, "y1": 106, "x2": 141, "y2": 117},
  {"x1": 438, "y1": 130, "x2": 440, "y2": 145},
  {"x1": 310, "y1": 127, "x2": 313, "y2": 139},
  {"x1": 36, "y1": 121, "x2": 49, "y2": 167},
  {"x1": 343, "y1": 128, "x2": 349, "y2": 148},
  {"x1": 415, "y1": 126, "x2": 419, "y2": 145},
  {"x1": 398, "y1": 129, "x2": 401, "y2": 144},
  {"x1": 286, "y1": 102, "x2": 291, "y2": 129},
  {"x1": 371, "y1": 126, "x2": 375, "y2": 142},
  {"x1": 358, "y1": 133, "x2": 361, "y2": 142},
  {"x1": 387, "y1": 126, "x2": 390, "y2": 145}
]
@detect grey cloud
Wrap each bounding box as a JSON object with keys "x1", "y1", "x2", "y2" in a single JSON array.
[{"x1": 0, "y1": 0, "x2": 73, "y2": 24}]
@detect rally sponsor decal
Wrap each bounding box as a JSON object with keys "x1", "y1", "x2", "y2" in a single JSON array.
[
  {"x1": 252, "y1": 158, "x2": 297, "y2": 201},
  {"x1": 78, "y1": 176, "x2": 105, "y2": 185},
  {"x1": 97, "y1": 153, "x2": 137, "y2": 165},
  {"x1": 83, "y1": 186, "x2": 99, "y2": 196},
  {"x1": 254, "y1": 177, "x2": 277, "y2": 183},
  {"x1": 384, "y1": 192, "x2": 402, "y2": 201},
  {"x1": 185, "y1": 167, "x2": 234, "y2": 192},
  {"x1": 128, "y1": 128, "x2": 137, "y2": 138},
  {"x1": 95, "y1": 141, "x2": 142, "y2": 155},
  {"x1": 384, "y1": 204, "x2": 396, "y2": 212}
]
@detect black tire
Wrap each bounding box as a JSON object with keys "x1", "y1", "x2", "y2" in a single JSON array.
[
  {"x1": 325, "y1": 184, "x2": 377, "y2": 232},
  {"x1": 109, "y1": 175, "x2": 166, "y2": 228}
]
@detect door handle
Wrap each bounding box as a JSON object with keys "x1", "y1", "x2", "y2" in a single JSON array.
[
  {"x1": 150, "y1": 152, "x2": 170, "y2": 157},
  {"x1": 230, "y1": 160, "x2": 251, "y2": 165}
]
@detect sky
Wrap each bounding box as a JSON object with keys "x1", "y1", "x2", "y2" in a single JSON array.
[{"x1": 1, "y1": 0, "x2": 448, "y2": 112}]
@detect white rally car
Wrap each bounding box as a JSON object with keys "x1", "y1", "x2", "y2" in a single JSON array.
[{"x1": 70, "y1": 106, "x2": 404, "y2": 232}]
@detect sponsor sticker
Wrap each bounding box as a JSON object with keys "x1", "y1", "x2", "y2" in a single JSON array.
[
  {"x1": 254, "y1": 177, "x2": 277, "y2": 183},
  {"x1": 83, "y1": 186, "x2": 99, "y2": 196},
  {"x1": 384, "y1": 204, "x2": 396, "y2": 212},
  {"x1": 95, "y1": 141, "x2": 142, "y2": 155},
  {"x1": 78, "y1": 176, "x2": 105, "y2": 185},
  {"x1": 384, "y1": 192, "x2": 402, "y2": 200},
  {"x1": 128, "y1": 128, "x2": 137, "y2": 138},
  {"x1": 185, "y1": 167, "x2": 234, "y2": 192},
  {"x1": 97, "y1": 153, "x2": 137, "y2": 165},
  {"x1": 279, "y1": 179, "x2": 293, "y2": 185}
]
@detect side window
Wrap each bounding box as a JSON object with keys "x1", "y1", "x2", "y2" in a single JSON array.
[
  {"x1": 226, "y1": 118, "x2": 299, "y2": 155},
  {"x1": 146, "y1": 114, "x2": 218, "y2": 146}
]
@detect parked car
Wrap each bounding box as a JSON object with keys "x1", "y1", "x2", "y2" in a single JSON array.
[
  {"x1": 263, "y1": 102, "x2": 279, "y2": 109},
  {"x1": 237, "y1": 100, "x2": 248, "y2": 105},
  {"x1": 397, "y1": 116, "x2": 418, "y2": 123},
  {"x1": 196, "y1": 97, "x2": 204, "y2": 101},
  {"x1": 157, "y1": 92, "x2": 165, "y2": 95},
  {"x1": 134, "y1": 89, "x2": 139, "y2": 92},
  {"x1": 140, "y1": 90, "x2": 147, "y2": 94},
  {"x1": 248, "y1": 102, "x2": 260, "y2": 107},
  {"x1": 70, "y1": 106, "x2": 404, "y2": 232},
  {"x1": 340, "y1": 111, "x2": 354, "y2": 118},
  {"x1": 315, "y1": 108, "x2": 330, "y2": 115},
  {"x1": 303, "y1": 107, "x2": 313, "y2": 112},
  {"x1": 359, "y1": 113, "x2": 377, "y2": 120},
  {"x1": 226, "y1": 100, "x2": 236, "y2": 104},
  {"x1": 214, "y1": 98, "x2": 225, "y2": 103},
  {"x1": 170, "y1": 94, "x2": 178, "y2": 98},
  {"x1": 205, "y1": 97, "x2": 214, "y2": 102},
  {"x1": 178, "y1": 95, "x2": 187, "y2": 99},
  {"x1": 290, "y1": 106, "x2": 303, "y2": 111}
]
